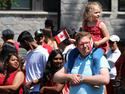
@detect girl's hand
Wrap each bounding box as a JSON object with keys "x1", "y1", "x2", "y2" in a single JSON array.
[{"x1": 69, "y1": 38, "x2": 76, "y2": 44}]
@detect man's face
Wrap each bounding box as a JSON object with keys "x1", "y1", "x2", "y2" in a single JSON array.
[
  {"x1": 77, "y1": 36, "x2": 91, "y2": 58},
  {"x1": 109, "y1": 41, "x2": 116, "y2": 51}
]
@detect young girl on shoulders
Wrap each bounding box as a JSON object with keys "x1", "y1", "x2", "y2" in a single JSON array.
[{"x1": 82, "y1": 1, "x2": 109, "y2": 75}]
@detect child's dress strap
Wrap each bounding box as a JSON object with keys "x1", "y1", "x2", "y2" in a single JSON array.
[{"x1": 96, "y1": 20, "x2": 102, "y2": 27}]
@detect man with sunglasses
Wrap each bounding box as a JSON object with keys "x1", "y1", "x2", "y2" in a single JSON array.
[
  {"x1": 106, "y1": 35, "x2": 121, "y2": 94},
  {"x1": 34, "y1": 29, "x2": 53, "y2": 54}
]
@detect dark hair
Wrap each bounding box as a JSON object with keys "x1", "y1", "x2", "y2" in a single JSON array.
[
  {"x1": 62, "y1": 39, "x2": 71, "y2": 45},
  {"x1": 45, "y1": 19, "x2": 54, "y2": 27},
  {"x1": 0, "y1": 42, "x2": 18, "y2": 62},
  {"x1": 17, "y1": 31, "x2": 34, "y2": 43},
  {"x1": 75, "y1": 32, "x2": 91, "y2": 44},
  {"x1": 2, "y1": 29, "x2": 14, "y2": 40},
  {"x1": 3, "y1": 53, "x2": 20, "y2": 74},
  {"x1": 42, "y1": 49, "x2": 63, "y2": 83}
]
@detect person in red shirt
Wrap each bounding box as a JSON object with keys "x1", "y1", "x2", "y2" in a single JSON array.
[
  {"x1": 0, "y1": 53, "x2": 25, "y2": 94},
  {"x1": 34, "y1": 29, "x2": 53, "y2": 54},
  {"x1": 115, "y1": 39, "x2": 125, "y2": 94},
  {"x1": 1, "y1": 29, "x2": 19, "y2": 53}
]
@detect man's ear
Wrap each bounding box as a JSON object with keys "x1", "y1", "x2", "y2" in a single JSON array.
[
  {"x1": 24, "y1": 40, "x2": 28, "y2": 44},
  {"x1": 26, "y1": 40, "x2": 35, "y2": 50}
]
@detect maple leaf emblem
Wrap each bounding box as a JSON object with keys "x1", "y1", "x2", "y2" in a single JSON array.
[{"x1": 60, "y1": 34, "x2": 64, "y2": 38}]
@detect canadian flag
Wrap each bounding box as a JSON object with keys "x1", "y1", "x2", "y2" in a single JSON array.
[
  {"x1": 90, "y1": 36, "x2": 94, "y2": 51},
  {"x1": 55, "y1": 29, "x2": 69, "y2": 44}
]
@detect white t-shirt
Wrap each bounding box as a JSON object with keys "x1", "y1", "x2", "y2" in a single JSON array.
[
  {"x1": 25, "y1": 45, "x2": 49, "y2": 92},
  {"x1": 106, "y1": 48, "x2": 121, "y2": 79}
]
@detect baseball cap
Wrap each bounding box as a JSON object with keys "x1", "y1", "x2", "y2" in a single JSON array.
[
  {"x1": 109, "y1": 35, "x2": 120, "y2": 42},
  {"x1": 34, "y1": 29, "x2": 44, "y2": 37},
  {"x1": 2, "y1": 29, "x2": 14, "y2": 37}
]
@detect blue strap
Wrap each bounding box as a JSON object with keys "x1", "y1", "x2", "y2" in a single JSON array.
[{"x1": 67, "y1": 47, "x2": 96, "y2": 73}]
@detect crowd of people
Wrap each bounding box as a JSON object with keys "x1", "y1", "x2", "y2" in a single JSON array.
[{"x1": 0, "y1": 1, "x2": 125, "y2": 94}]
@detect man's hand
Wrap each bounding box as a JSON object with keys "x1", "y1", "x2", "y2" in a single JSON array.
[
  {"x1": 69, "y1": 74, "x2": 81, "y2": 86},
  {"x1": 26, "y1": 81, "x2": 32, "y2": 89}
]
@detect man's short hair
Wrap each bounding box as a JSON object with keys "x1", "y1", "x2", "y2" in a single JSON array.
[
  {"x1": 2, "y1": 29, "x2": 14, "y2": 40},
  {"x1": 75, "y1": 31, "x2": 91, "y2": 44},
  {"x1": 0, "y1": 42, "x2": 18, "y2": 61},
  {"x1": 17, "y1": 31, "x2": 34, "y2": 43},
  {"x1": 45, "y1": 19, "x2": 54, "y2": 27}
]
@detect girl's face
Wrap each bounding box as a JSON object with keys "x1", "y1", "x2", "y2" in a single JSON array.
[
  {"x1": 8, "y1": 55, "x2": 19, "y2": 70},
  {"x1": 53, "y1": 54, "x2": 63, "y2": 68},
  {"x1": 91, "y1": 5, "x2": 101, "y2": 22}
]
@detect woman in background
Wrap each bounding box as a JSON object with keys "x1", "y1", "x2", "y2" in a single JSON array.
[
  {"x1": 40, "y1": 49, "x2": 69, "y2": 94},
  {"x1": 0, "y1": 53, "x2": 25, "y2": 94}
]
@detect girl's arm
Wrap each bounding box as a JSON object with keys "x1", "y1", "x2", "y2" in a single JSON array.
[
  {"x1": 40, "y1": 83, "x2": 64, "y2": 94},
  {"x1": 95, "y1": 22, "x2": 109, "y2": 47},
  {"x1": 0, "y1": 71, "x2": 24, "y2": 93}
]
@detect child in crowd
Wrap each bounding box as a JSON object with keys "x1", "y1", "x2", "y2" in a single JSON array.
[
  {"x1": 82, "y1": 1, "x2": 109, "y2": 75},
  {"x1": 69, "y1": 1, "x2": 109, "y2": 75}
]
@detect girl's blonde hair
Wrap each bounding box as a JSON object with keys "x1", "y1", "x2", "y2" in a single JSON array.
[{"x1": 83, "y1": 2, "x2": 102, "y2": 22}]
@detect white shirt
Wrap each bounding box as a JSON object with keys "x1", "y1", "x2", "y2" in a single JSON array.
[
  {"x1": 25, "y1": 45, "x2": 49, "y2": 92},
  {"x1": 106, "y1": 48, "x2": 121, "y2": 79}
]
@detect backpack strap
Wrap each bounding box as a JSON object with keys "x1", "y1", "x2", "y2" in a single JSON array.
[
  {"x1": 67, "y1": 48, "x2": 80, "y2": 73},
  {"x1": 67, "y1": 47, "x2": 96, "y2": 73}
]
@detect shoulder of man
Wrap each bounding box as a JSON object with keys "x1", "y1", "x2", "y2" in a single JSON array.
[{"x1": 67, "y1": 48, "x2": 80, "y2": 73}]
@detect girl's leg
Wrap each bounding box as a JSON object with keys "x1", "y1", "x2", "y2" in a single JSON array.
[{"x1": 92, "y1": 48, "x2": 104, "y2": 75}]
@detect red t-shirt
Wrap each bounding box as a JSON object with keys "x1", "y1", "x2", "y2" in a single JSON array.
[
  {"x1": 115, "y1": 55, "x2": 125, "y2": 79},
  {"x1": 83, "y1": 20, "x2": 109, "y2": 53},
  {"x1": 43, "y1": 42, "x2": 53, "y2": 54},
  {"x1": 0, "y1": 71, "x2": 25, "y2": 94},
  {"x1": 13, "y1": 42, "x2": 19, "y2": 53}
]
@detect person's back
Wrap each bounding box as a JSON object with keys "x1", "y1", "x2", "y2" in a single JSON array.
[
  {"x1": 42, "y1": 28, "x2": 58, "y2": 49},
  {"x1": 1, "y1": 29, "x2": 19, "y2": 53}
]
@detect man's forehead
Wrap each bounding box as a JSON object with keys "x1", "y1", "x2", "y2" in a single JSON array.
[{"x1": 80, "y1": 36, "x2": 90, "y2": 42}]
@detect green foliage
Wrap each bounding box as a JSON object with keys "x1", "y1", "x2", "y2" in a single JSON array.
[{"x1": 0, "y1": 0, "x2": 18, "y2": 9}]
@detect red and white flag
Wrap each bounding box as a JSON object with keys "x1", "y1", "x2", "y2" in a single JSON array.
[
  {"x1": 89, "y1": 37, "x2": 94, "y2": 51},
  {"x1": 55, "y1": 29, "x2": 69, "y2": 44}
]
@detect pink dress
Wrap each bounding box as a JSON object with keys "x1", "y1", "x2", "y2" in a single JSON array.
[{"x1": 83, "y1": 20, "x2": 109, "y2": 53}]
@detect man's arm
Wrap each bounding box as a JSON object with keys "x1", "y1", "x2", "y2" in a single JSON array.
[
  {"x1": 54, "y1": 67, "x2": 81, "y2": 84},
  {"x1": 80, "y1": 67, "x2": 110, "y2": 85}
]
